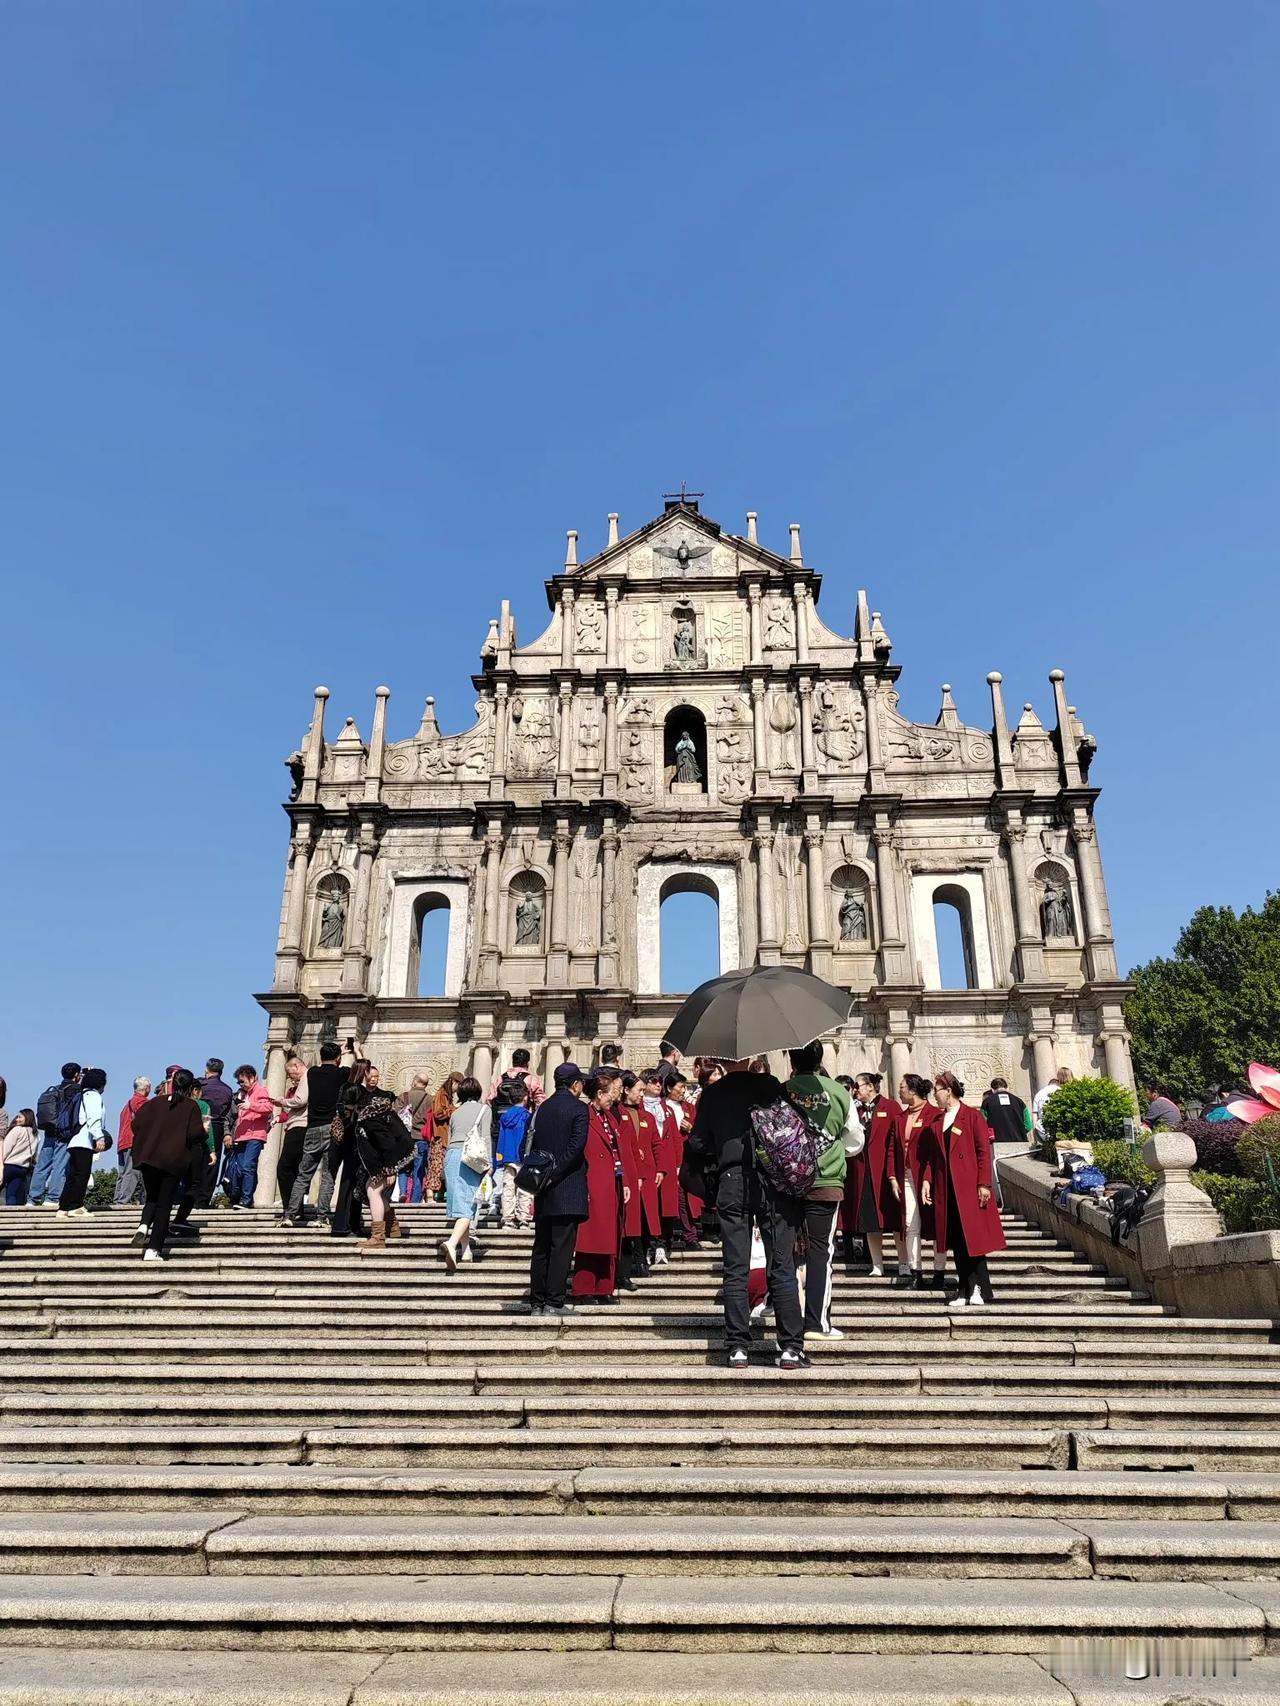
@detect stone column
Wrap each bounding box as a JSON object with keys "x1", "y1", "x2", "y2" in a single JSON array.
[
  {"x1": 754, "y1": 822, "x2": 781, "y2": 965},
  {"x1": 793, "y1": 585, "x2": 810, "y2": 665},
  {"x1": 1002, "y1": 817, "x2": 1044, "y2": 982},
  {"x1": 490, "y1": 683, "x2": 510, "y2": 798},
  {"x1": 887, "y1": 1034, "x2": 913, "y2": 1095},
  {"x1": 604, "y1": 587, "x2": 619, "y2": 669},
  {"x1": 1103, "y1": 1028, "x2": 1131, "y2": 1091},
  {"x1": 254, "y1": 1026, "x2": 292, "y2": 1209},
  {"x1": 797, "y1": 675, "x2": 818, "y2": 790},
  {"x1": 862, "y1": 676, "x2": 885, "y2": 790},
  {"x1": 548, "y1": 823, "x2": 571, "y2": 983},
  {"x1": 560, "y1": 588, "x2": 576, "y2": 669},
  {"x1": 870, "y1": 821, "x2": 908, "y2": 984},
  {"x1": 478, "y1": 826, "x2": 503, "y2": 985},
  {"x1": 471, "y1": 1040, "x2": 494, "y2": 1086},
  {"x1": 1030, "y1": 1028, "x2": 1057, "y2": 1094},
  {"x1": 342, "y1": 820, "x2": 380, "y2": 994},
  {"x1": 747, "y1": 583, "x2": 763, "y2": 666},
  {"x1": 274, "y1": 820, "x2": 315, "y2": 991},
  {"x1": 805, "y1": 823, "x2": 831, "y2": 978},
  {"x1": 598, "y1": 817, "x2": 620, "y2": 985},
  {"x1": 750, "y1": 679, "x2": 769, "y2": 791},
  {"x1": 555, "y1": 681, "x2": 574, "y2": 796},
  {"x1": 603, "y1": 681, "x2": 619, "y2": 786},
  {"x1": 1071, "y1": 816, "x2": 1118, "y2": 977}
]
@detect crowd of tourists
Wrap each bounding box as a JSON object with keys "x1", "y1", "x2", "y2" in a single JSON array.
[{"x1": 0, "y1": 1047, "x2": 1185, "y2": 1367}]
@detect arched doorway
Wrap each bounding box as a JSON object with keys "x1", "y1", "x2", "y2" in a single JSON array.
[
  {"x1": 408, "y1": 894, "x2": 451, "y2": 997},
  {"x1": 932, "y1": 883, "x2": 977, "y2": 990},
  {"x1": 658, "y1": 873, "x2": 720, "y2": 994}
]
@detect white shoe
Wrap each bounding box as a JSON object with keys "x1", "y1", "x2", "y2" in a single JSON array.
[
  {"x1": 947, "y1": 1294, "x2": 968, "y2": 1309},
  {"x1": 653, "y1": 1248, "x2": 669, "y2": 1266},
  {"x1": 69, "y1": 1207, "x2": 90, "y2": 1219},
  {"x1": 868, "y1": 1265, "x2": 883, "y2": 1278},
  {"x1": 142, "y1": 1248, "x2": 165, "y2": 1263},
  {"x1": 130, "y1": 1225, "x2": 148, "y2": 1247},
  {"x1": 819, "y1": 1326, "x2": 845, "y2": 1338},
  {"x1": 968, "y1": 1293, "x2": 986, "y2": 1307},
  {"x1": 56, "y1": 1211, "x2": 71, "y2": 1220},
  {"x1": 749, "y1": 1301, "x2": 766, "y2": 1322}
]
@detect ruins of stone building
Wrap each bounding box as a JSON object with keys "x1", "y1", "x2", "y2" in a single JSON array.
[{"x1": 256, "y1": 493, "x2": 1133, "y2": 1103}]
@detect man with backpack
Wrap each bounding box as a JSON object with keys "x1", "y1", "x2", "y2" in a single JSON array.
[
  {"x1": 486, "y1": 1047, "x2": 545, "y2": 1111},
  {"x1": 29, "y1": 1063, "x2": 83, "y2": 1208},
  {"x1": 686, "y1": 1055, "x2": 789, "y2": 1370}
]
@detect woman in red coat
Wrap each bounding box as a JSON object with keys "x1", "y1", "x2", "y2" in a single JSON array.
[
  {"x1": 571, "y1": 1070, "x2": 624, "y2": 1304},
  {"x1": 920, "y1": 1070, "x2": 1007, "y2": 1307},
  {"x1": 885, "y1": 1074, "x2": 946, "y2": 1290},
  {"x1": 844, "y1": 1073, "x2": 902, "y2": 1277},
  {"x1": 639, "y1": 1067, "x2": 681, "y2": 1263},
  {"x1": 616, "y1": 1072, "x2": 662, "y2": 1279}
]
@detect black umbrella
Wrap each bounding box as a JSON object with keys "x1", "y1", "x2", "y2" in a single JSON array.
[{"x1": 664, "y1": 965, "x2": 853, "y2": 1061}]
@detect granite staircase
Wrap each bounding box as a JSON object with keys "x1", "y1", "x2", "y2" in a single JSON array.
[{"x1": 0, "y1": 1202, "x2": 1277, "y2": 1704}]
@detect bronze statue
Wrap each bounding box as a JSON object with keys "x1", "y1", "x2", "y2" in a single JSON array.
[
  {"x1": 1042, "y1": 877, "x2": 1075, "y2": 940},
  {"x1": 318, "y1": 888, "x2": 347, "y2": 950},
  {"x1": 515, "y1": 891, "x2": 543, "y2": 946},
  {"x1": 674, "y1": 730, "x2": 702, "y2": 785},
  {"x1": 839, "y1": 888, "x2": 868, "y2": 943}
]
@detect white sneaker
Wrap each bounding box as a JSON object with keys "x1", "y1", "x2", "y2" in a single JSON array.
[
  {"x1": 142, "y1": 1248, "x2": 165, "y2": 1263},
  {"x1": 868, "y1": 1265, "x2": 884, "y2": 1278},
  {"x1": 819, "y1": 1326, "x2": 845, "y2": 1339},
  {"x1": 69, "y1": 1207, "x2": 90, "y2": 1219},
  {"x1": 749, "y1": 1301, "x2": 766, "y2": 1322},
  {"x1": 653, "y1": 1248, "x2": 669, "y2": 1266},
  {"x1": 947, "y1": 1294, "x2": 968, "y2": 1309},
  {"x1": 968, "y1": 1293, "x2": 986, "y2": 1307}
]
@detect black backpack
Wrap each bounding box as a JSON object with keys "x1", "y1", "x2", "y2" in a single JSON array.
[
  {"x1": 494, "y1": 1070, "x2": 528, "y2": 1109},
  {"x1": 36, "y1": 1082, "x2": 70, "y2": 1136}
]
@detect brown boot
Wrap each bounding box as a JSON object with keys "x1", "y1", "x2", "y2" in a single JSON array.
[
  {"x1": 386, "y1": 1209, "x2": 409, "y2": 1241},
  {"x1": 361, "y1": 1223, "x2": 387, "y2": 1252}
]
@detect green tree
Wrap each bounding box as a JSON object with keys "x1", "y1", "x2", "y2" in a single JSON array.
[{"x1": 1126, "y1": 894, "x2": 1280, "y2": 1104}]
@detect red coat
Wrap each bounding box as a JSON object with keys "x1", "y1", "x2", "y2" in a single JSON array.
[
  {"x1": 843, "y1": 1096, "x2": 902, "y2": 1233},
  {"x1": 615, "y1": 1105, "x2": 661, "y2": 1239},
  {"x1": 886, "y1": 1102, "x2": 940, "y2": 1241},
  {"x1": 576, "y1": 1108, "x2": 622, "y2": 1259},
  {"x1": 921, "y1": 1102, "x2": 1007, "y2": 1258},
  {"x1": 651, "y1": 1101, "x2": 681, "y2": 1219}
]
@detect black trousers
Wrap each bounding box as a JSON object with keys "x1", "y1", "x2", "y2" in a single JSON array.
[
  {"x1": 948, "y1": 1176, "x2": 994, "y2": 1302},
  {"x1": 715, "y1": 1166, "x2": 756, "y2": 1352},
  {"x1": 276, "y1": 1125, "x2": 307, "y2": 1213},
  {"x1": 761, "y1": 1194, "x2": 839, "y2": 1336},
  {"x1": 756, "y1": 1184, "x2": 809, "y2": 1353},
  {"x1": 138, "y1": 1164, "x2": 181, "y2": 1253},
  {"x1": 529, "y1": 1215, "x2": 579, "y2": 1309},
  {"x1": 58, "y1": 1148, "x2": 94, "y2": 1211}
]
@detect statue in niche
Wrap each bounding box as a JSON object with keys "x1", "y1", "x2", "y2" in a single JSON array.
[
  {"x1": 673, "y1": 611, "x2": 696, "y2": 661},
  {"x1": 765, "y1": 600, "x2": 794, "y2": 649},
  {"x1": 814, "y1": 683, "x2": 864, "y2": 767},
  {"x1": 839, "y1": 889, "x2": 869, "y2": 943},
  {"x1": 674, "y1": 730, "x2": 702, "y2": 785},
  {"x1": 575, "y1": 600, "x2": 604, "y2": 653},
  {"x1": 515, "y1": 891, "x2": 543, "y2": 947},
  {"x1": 318, "y1": 886, "x2": 347, "y2": 950},
  {"x1": 1041, "y1": 876, "x2": 1075, "y2": 941}
]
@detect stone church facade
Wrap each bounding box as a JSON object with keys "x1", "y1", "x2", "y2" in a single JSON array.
[{"x1": 256, "y1": 494, "x2": 1133, "y2": 1105}]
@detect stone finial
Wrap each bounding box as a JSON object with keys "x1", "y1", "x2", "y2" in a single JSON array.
[
  {"x1": 870, "y1": 611, "x2": 891, "y2": 656},
  {"x1": 418, "y1": 696, "x2": 440, "y2": 739},
  {"x1": 1048, "y1": 667, "x2": 1082, "y2": 787},
  {"x1": 936, "y1": 683, "x2": 960, "y2": 730},
  {"x1": 482, "y1": 617, "x2": 500, "y2": 658},
  {"x1": 607, "y1": 513, "x2": 619, "y2": 547},
  {"x1": 788, "y1": 522, "x2": 803, "y2": 564},
  {"x1": 565, "y1": 530, "x2": 578, "y2": 569},
  {"x1": 746, "y1": 511, "x2": 758, "y2": 545},
  {"x1": 300, "y1": 686, "x2": 330, "y2": 799},
  {"x1": 364, "y1": 687, "x2": 391, "y2": 803},
  {"x1": 987, "y1": 671, "x2": 1017, "y2": 787},
  {"x1": 1137, "y1": 1131, "x2": 1224, "y2": 1269}
]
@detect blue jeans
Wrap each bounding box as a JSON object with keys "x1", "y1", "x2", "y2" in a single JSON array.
[
  {"x1": 226, "y1": 1140, "x2": 265, "y2": 1207},
  {"x1": 398, "y1": 1138, "x2": 431, "y2": 1204},
  {"x1": 3, "y1": 1165, "x2": 31, "y2": 1206},
  {"x1": 28, "y1": 1136, "x2": 70, "y2": 1205}
]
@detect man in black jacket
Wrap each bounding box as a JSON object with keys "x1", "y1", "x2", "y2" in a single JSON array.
[
  {"x1": 687, "y1": 1057, "x2": 784, "y2": 1368},
  {"x1": 526, "y1": 1062, "x2": 589, "y2": 1316}
]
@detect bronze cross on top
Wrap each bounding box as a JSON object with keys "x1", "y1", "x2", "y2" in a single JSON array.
[{"x1": 662, "y1": 482, "x2": 704, "y2": 506}]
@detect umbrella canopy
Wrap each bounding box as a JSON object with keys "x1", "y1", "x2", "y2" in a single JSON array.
[{"x1": 664, "y1": 965, "x2": 853, "y2": 1062}]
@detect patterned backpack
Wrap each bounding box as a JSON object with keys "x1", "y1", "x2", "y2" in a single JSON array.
[{"x1": 749, "y1": 1096, "x2": 823, "y2": 1198}]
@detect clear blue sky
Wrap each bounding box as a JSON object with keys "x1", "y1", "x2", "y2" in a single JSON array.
[{"x1": 3, "y1": 1, "x2": 1277, "y2": 1118}]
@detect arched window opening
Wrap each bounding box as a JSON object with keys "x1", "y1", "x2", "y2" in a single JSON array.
[
  {"x1": 932, "y1": 884, "x2": 977, "y2": 990},
  {"x1": 659, "y1": 876, "x2": 720, "y2": 994},
  {"x1": 663, "y1": 706, "x2": 708, "y2": 794},
  {"x1": 409, "y1": 895, "x2": 450, "y2": 997}
]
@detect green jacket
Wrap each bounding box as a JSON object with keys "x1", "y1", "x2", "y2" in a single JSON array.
[{"x1": 785, "y1": 1071, "x2": 850, "y2": 1192}]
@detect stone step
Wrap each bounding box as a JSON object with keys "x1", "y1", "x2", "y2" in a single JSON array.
[
  {"x1": 0, "y1": 1423, "x2": 1072, "y2": 1470},
  {"x1": 0, "y1": 1511, "x2": 1091, "y2": 1579},
  {"x1": 0, "y1": 1646, "x2": 1221, "y2": 1705},
  {"x1": 0, "y1": 1571, "x2": 1261, "y2": 1654},
  {"x1": 1077, "y1": 1432, "x2": 1280, "y2": 1473},
  {"x1": 4, "y1": 1461, "x2": 1274, "y2": 1520}
]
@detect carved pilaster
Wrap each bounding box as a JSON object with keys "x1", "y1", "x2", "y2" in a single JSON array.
[
  {"x1": 754, "y1": 819, "x2": 781, "y2": 966},
  {"x1": 555, "y1": 680, "x2": 574, "y2": 798},
  {"x1": 793, "y1": 584, "x2": 810, "y2": 665},
  {"x1": 1002, "y1": 813, "x2": 1045, "y2": 982},
  {"x1": 747, "y1": 582, "x2": 764, "y2": 666},
  {"x1": 275, "y1": 818, "x2": 316, "y2": 991},
  {"x1": 797, "y1": 675, "x2": 818, "y2": 792},
  {"x1": 604, "y1": 586, "x2": 620, "y2": 669},
  {"x1": 871, "y1": 820, "x2": 908, "y2": 984},
  {"x1": 1071, "y1": 814, "x2": 1119, "y2": 980},
  {"x1": 750, "y1": 678, "x2": 769, "y2": 791},
  {"x1": 341, "y1": 815, "x2": 384, "y2": 995},
  {"x1": 804, "y1": 820, "x2": 831, "y2": 978},
  {"x1": 560, "y1": 587, "x2": 576, "y2": 669}
]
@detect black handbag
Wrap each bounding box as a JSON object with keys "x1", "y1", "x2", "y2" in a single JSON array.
[{"x1": 515, "y1": 1147, "x2": 555, "y2": 1196}]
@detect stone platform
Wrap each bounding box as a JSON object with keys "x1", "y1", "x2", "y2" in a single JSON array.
[{"x1": 0, "y1": 1203, "x2": 1277, "y2": 1703}]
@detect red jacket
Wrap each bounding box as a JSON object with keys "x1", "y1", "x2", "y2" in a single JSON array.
[
  {"x1": 845, "y1": 1095, "x2": 901, "y2": 1233},
  {"x1": 921, "y1": 1102, "x2": 1007, "y2": 1259},
  {"x1": 886, "y1": 1101, "x2": 941, "y2": 1241},
  {"x1": 575, "y1": 1107, "x2": 622, "y2": 1259},
  {"x1": 117, "y1": 1090, "x2": 148, "y2": 1154},
  {"x1": 616, "y1": 1103, "x2": 661, "y2": 1238},
  {"x1": 649, "y1": 1100, "x2": 682, "y2": 1218}
]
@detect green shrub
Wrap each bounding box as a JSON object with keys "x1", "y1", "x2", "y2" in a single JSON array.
[
  {"x1": 1042, "y1": 1077, "x2": 1138, "y2": 1149},
  {"x1": 87, "y1": 1168, "x2": 119, "y2": 1210},
  {"x1": 1191, "y1": 1171, "x2": 1280, "y2": 1235},
  {"x1": 1093, "y1": 1140, "x2": 1157, "y2": 1189},
  {"x1": 1236, "y1": 1115, "x2": 1280, "y2": 1183}
]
